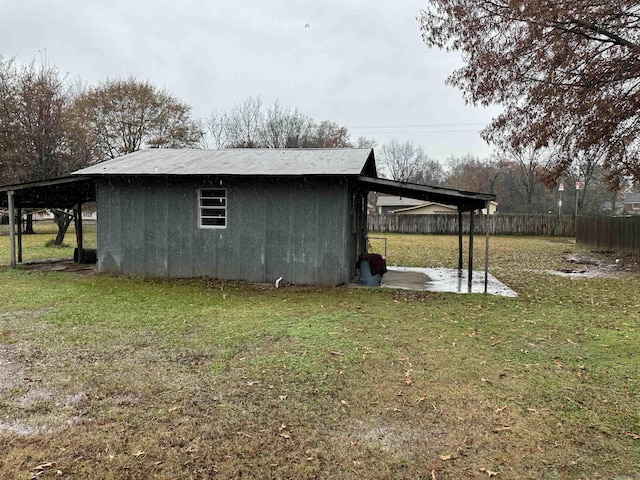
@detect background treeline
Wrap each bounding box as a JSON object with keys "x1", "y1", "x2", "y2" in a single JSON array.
[{"x1": 0, "y1": 57, "x2": 631, "y2": 217}]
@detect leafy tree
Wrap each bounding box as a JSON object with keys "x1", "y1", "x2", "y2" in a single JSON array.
[
  {"x1": 70, "y1": 77, "x2": 202, "y2": 160},
  {"x1": 0, "y1": 57, "x2": 19, "y2": 186},
  {"x1": 444, "y1": 155, "x2": 501, "y2": 194},
  {"x1": 0, "y1": 59, "x2": 87, "y2": 240},
  {"x1": 305, "y1": 120, "x2": 352, "y2": 148},
  {"x1": 419, "y1": 1, "x2": 640, "y2": 181}
]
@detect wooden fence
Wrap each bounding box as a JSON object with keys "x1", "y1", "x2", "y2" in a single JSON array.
[
  {"x1": 368, "y1": 213, "x2": 576, "y2": 236},
  {"x1": 576, "y1": 216, "x2": 640, "y2": 255}
]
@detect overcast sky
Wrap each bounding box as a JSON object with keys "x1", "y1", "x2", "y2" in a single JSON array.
[{"x1": 0, "y1": 0, "x2": 502, "y2": 164}]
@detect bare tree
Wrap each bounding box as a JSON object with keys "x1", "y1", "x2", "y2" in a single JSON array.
[
  {"x1": 226, "y1": 96, "x2": 264, "y2": 148},
  {"x1": 204, "y1": 109, "x2": 231, "y2": 149},
  {"x1": 261, "y1": 100, "x2": 314, "y2": 148},
  {"x1": 379, "y1": 139, "x2": 429, "y2": 183},
  {"x1": 355, "y1": 136, "x2": 377, "y2": 149},
  {"x1": 495, "y1": 146, "x2": 551, "y2": 213},
  {"x1": 202, "y1": 97, "x2": 353, "y2": 150}
]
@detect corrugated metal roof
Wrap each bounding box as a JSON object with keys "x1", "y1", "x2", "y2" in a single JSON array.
[
  {"x1": 72, "y1": 148, "x2": 375, "y2": 176},
  {"x1": 376, "y1": 195, "x2": 425, "y2": 207}
]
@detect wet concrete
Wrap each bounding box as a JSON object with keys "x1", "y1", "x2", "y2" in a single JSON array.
[{"x1": 382, "y1": 266, "x2": 517, "y2": 297}]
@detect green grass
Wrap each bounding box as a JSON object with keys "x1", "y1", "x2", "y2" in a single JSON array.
[
  {"x1": 0, "y1": 231, "x2": 638, "y2": 479},
  {"x1": 0, "y1": 221, "x2": 96, "y2": 264}
]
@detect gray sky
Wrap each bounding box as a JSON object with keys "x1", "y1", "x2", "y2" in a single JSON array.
[{"x1": 0, "y1": 0, "x2": 502, "y2": 163}]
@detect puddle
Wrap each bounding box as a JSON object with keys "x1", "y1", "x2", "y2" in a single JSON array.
[{"x1": 382, "y1": 266, "x2": 517, "y2": 297}]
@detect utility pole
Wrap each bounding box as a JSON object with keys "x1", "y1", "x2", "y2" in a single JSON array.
[
  {"x1": 558, "y1": 182, "x2": 564, "y2": 216},
  {"x1": 575, "y1": 181, "x2": 581, "y2": 216}
]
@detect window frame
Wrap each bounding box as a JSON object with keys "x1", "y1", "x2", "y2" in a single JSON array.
[{"x1": 198, "y1": 188, "x2": 227, "y2": 229}]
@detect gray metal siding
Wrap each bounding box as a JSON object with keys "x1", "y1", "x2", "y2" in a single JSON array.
[{"x1": 96, "y1": 176, "x2": 356, "y2": 285}]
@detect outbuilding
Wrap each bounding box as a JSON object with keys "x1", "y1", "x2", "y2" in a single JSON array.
[
  {"x1": 72, "y1": 149, "x2": 375, "y2": 285},
  {"x1": 2, "y1": 148, "x2": 496, "y2": 288}
]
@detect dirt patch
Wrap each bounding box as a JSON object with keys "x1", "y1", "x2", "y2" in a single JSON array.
[
  {"x1": 351, "y1": 421, "x2": 448, "y2": 458},
  {"x1": 0, "y1": 344, "x2": 87, "y2": 437},
  {"x1": 551, "y1": 251, "x2": 640, "y2": 278},
  {"x1": 18, "y1": 259, "x2": 97, "y2": 275}
]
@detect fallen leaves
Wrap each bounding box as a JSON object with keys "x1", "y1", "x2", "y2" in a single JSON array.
[
  {"x1": 492, "y1": 426, "x2": 512, "y2": 433},
  {"x1": 527, "y1": 407, "x2": 550, "y2": 414},
  {"x1": 480, "y1": 467, "x2": 498, "y2": 477},
  {"x1": 278, "y1": 423, "x2": 292, "y2": 439}
]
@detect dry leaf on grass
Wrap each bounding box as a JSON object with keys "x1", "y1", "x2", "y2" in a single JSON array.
[
  {"x1": 527, "y1": 407, "x2": 550, "y2": 414},
  {"x1": 33, "y1": 462, "x2": 55, "y2": 471},
  {"x1": 480, "y1": 467, "x2": 498, "y2": 477},
  {"x1": 438, "y1": 454, "x2": 452, "y2": 460},
  {"x1": 278, "y1": 423, "x2": 292, "y2": 438},
  {"x1": 492, "y1": 426, "x2": 511, "y2": 433},
  {"x1": 626, "y1": 432, "x2": 640, "y2": 439}
]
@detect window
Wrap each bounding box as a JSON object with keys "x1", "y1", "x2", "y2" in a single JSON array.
[{"x1": 198, "y1": 188, "x2": 226, "y2": 228}]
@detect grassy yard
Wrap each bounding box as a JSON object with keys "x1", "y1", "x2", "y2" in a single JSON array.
[
  {"x1": 0, "y1": 230, "x2": 638, "y2": 479},
  {"x1": 0, "y1": 221, "x2": 97, "y2": 265}
]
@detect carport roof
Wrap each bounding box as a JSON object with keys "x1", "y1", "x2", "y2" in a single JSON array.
[
  {"x1": 0, "y1": 150, "x2": 495, "y2": 213},
  {"x1": 0, "y1": 176, "x2": 96, "y2": 209},
  {"x1": 358, "y1": 176, "x2": 495, "y2": 212}
]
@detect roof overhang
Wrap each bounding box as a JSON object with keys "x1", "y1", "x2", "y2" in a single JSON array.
[
  {"x1": 357, "y1": 176, "x2": 495, "y2": 212},
  {"x1": 0, "y1": 176, "x2": 96, "y2": 210}
]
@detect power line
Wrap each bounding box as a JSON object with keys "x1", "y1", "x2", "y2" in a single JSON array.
[
  {"x1": 344, "y1": 122, "x2": 488, "y2": 135},
  {"x1": 349, "y1": 129, "x2": 483, "y2": 134},
  {"x1": 346, "y1": 122, "x2": 487, "y2": 129}
]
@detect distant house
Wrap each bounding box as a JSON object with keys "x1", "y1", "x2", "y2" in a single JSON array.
[
  {"x1": 623, "y1": 192, "x2": 640, "y2": 214},
  {"x1": 377, "y1": 195, "x2": 498, "y2": 215},
  {"x1": 375, "y1": 195, "x2": 424, "y2": 213}
]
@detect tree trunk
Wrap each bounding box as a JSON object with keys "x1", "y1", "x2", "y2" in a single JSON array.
[
  {"x1": 24, "y1": 213, "x2": 35, "y2": 234},
  {"x1": 52, "y1": 210, "x2": 73, "y2": 246}
]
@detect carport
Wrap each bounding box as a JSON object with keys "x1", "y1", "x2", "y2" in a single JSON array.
[
  {"x1": 357, "y1": 176, "x2": 496, "y2": 293},
  {"x1": 0, "y1": 176, "x2": 96, "y2": 266}
]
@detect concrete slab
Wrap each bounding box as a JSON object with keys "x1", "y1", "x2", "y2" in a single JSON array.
[{"x1": 382, "y1": 266, "x2": 517, "y2": 297}]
